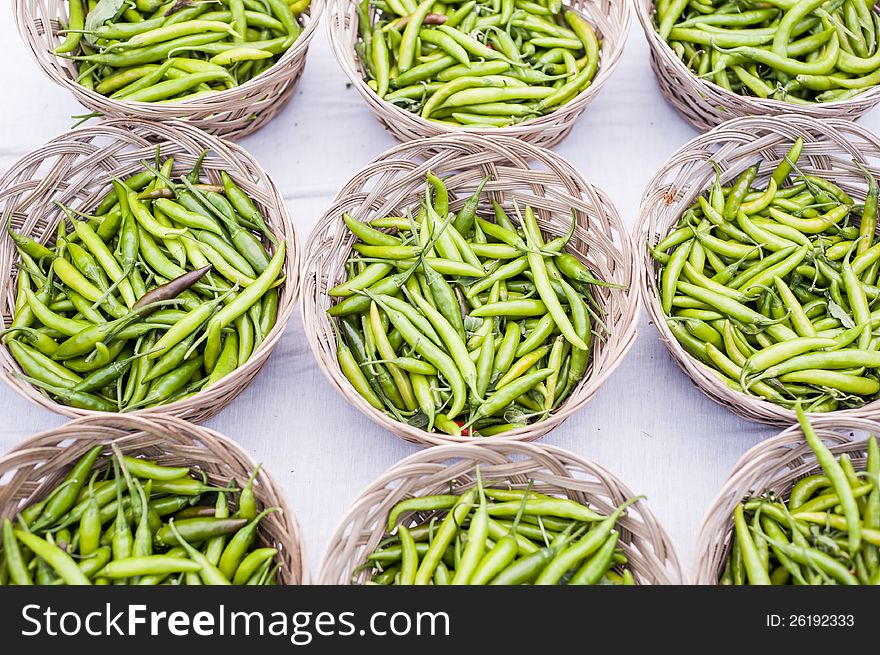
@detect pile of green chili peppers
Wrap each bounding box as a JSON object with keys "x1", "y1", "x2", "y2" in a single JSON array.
[
  {"x1": 55, "y1": 0, "x2": 310, "y2": 100},
  {"x1": 328, "y1": 172, "x2": 615, "y2": 437},
  {"x1": 359, "y1": 469, "x2": 637, "y2": 585},
  {"x1": 0, "y1": 446, "x2": 281, "y2": 585},
  {"x1": 654, "y1": 0, "x2": 880, "y2": 104},
  {"x1": 355, "y1": 0, "x2": 601, "y2": 127},
  {"x1": 651, "y1": 136, "x2": 880, "y2": 412},
  {"x1": 722, "y1": 405, "x2": 880, "y2": 585},
  {"x1": 3, "y1": 152, "x2": 286, "y2": 412}
]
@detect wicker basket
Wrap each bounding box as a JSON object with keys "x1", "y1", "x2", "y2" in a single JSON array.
[
  {"x1": 302, "y1": 133, "x2": 639, "y2": 447},
  {"x1": 14, "y1": 0, "x2": 324, "y2": 140},
  {"x1": 634, "y1": 0, "x2": 880, "y2": 132},
  {"x1": 0, "y1": 118, "x2": 299, "y2": 423},
  {"x1": 326, "y1": 0, "x2": 630, "y2": 147},
  {"x1": 637, "y1": 114, "x2": 880, "y2": 426},
  {"x1": 318, "y1": 440, "x2": 683, "y2": 584},
  {"x1": 0, "y1": 413, "x2": 308, "y2": 584},
  {"x1": 693, "y1": 415, "x2": 876, "y2": 584}
]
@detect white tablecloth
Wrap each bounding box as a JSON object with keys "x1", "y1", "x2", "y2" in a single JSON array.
[{"x1": 2, "y1": 7, "x2": 876, "y2": 582}]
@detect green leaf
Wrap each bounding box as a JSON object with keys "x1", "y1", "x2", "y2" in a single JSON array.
[
  {"x1": 85, "y1": 0, "x2": 126, "y2": 45},
  {"x1": 502, "y1": 407, "x2": 528, "y2": 425},
  {"x1": 463, "y1": 315, "x2": 482, "y2": 332},
  {"x1": 406, "y1": 411, "x2": 429, "y2": 429},
  {"x1": 827, "y1": 298, "x2": 855, "y2": 329}
]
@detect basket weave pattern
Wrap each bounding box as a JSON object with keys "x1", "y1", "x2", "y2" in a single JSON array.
[
  {"x1": 637, "y1": 115, "x2": 880, "y2": 425},
  {"x1": 0, "y1": 414, "x2": 308, "y2": 584},
  {"x1": 634, "y1": 0, "x2": 880, "y2": 132},
  {"x1": 0, "y1": 118, "x2": 299, "y2": 423},
  {"x1": 327, "y1": 0, "x2": 630, "y2": 147},
  {"x1": 693, "y1": 416, "x2": 875, "y2": 584},
  {"x1": 302, "y1": 134, "x2": 639, "y2": 447},
  {"x1": 14, "y1": 0, "x2": 324, "y2": 139},
  {"x1": 318, "y1": 440, "x2": 683, "y2": 584}
]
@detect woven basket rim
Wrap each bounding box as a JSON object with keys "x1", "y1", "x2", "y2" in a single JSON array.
[
  {"x1": 636, "y1": 113, "x2": 880, "y2": 425},
  {"x1": 633, "y1": 0, "x2": 880, "y2": 127},
  {"x1": 317, "y1": 438, "x2": 684, "y2": 584},
  {"x1": 0, "y1": 412, "x2": 309, "y2": 584},
  {"x1": 692, "y1": 415, "x2": 878, "y2": 584},
  {"x1": 301, "y1": 131, "x2": 640, "y2": 447},
  {"x1": 0, "y1": 117, "x2": 300, "y2": 423},
  {"x1": 325, "y1": 0, "x2": 631, "y2": 144},
  {"x1": 13, "y1": 0, "x2": 325, "y2": 110}
]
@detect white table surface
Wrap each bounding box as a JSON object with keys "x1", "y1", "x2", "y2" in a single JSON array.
[{"x1": 2, "y1": 6, "x2": 875, "y2": 583}]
